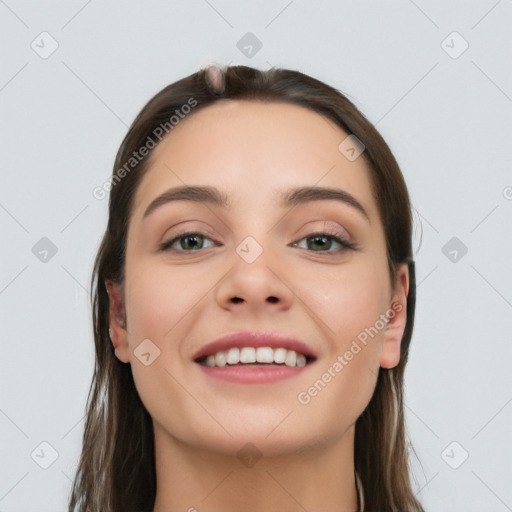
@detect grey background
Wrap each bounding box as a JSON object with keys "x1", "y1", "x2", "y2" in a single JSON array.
[{"x1": 1, "y1": 1, "x2": 511, "y2": 510}]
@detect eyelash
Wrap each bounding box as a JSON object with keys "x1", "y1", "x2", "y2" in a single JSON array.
[{"x1": 159, "y1": 230, "x2": 358, "y2": 254}]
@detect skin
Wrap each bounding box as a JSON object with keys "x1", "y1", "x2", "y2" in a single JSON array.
[{"x1": 106, "y1": 100, "x2": 409, "y2": 512}]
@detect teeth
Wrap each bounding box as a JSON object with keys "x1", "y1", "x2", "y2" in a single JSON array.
[
  {"x1": 256, "y1": 347, "x2": 274, "y2": 363},
  {"x1": 285, "y1": 350, "x2": 297, "y2": 367},
  {"x1": 273, "y1": 347, "x2": 287, "y2": 364},
  {"x1": 240, "y1": 347, "x2": 256, "y2": 363},
  {"x1": 200, "y1": 347, "x2": 310, "y2": 368},
  {"x1": 226, "y1": 347, "x2": 240, "y2": 364},
  {"x1": 296, "y1": 354, "x2": 307, "y2": 367},
  {"x1": 215, "y1": 351, "x2": 227, "y2": 367}
]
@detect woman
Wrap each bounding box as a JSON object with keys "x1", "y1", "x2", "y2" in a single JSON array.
[{"x1": 69, "y1": 63, "x2": 424, "y2": 511}]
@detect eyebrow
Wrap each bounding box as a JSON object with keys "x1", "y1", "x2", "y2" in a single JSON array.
[{"x1": 142, "y1": 185, "x2": 370, "y2": 222}]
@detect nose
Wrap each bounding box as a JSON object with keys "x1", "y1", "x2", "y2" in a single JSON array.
[{"x1": 214, "y1": 242, "x2": 295, "y2": 314}]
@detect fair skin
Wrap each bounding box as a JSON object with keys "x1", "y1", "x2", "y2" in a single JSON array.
[{"x1": 106, "y1": 100, "x2": 409, "y2": 512}]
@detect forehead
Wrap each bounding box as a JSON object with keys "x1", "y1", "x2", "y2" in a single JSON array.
[{"x1": 131, "y1": 100, "x2": 377, "y2": 220}]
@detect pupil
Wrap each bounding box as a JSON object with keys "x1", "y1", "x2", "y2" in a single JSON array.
[
  {"x1": 310, "y1": 236, "x2": 328, "y2": 250},
  {"x1": 183, "y1": 235, "x2": 201, "y2": 250}
]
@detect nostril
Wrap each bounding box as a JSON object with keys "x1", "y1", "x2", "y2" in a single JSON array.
[{"x1": 267, "y1": 296, "x2": 278, "y2": 303}]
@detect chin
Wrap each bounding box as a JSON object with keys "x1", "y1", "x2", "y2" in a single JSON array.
[{"x1": 199, "y1": 432, "x2": 314, "y2": 460}]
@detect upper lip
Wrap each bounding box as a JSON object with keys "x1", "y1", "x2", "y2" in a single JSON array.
[{"x1": 192, "y1": 330, "x2": 318, "y2": 362}]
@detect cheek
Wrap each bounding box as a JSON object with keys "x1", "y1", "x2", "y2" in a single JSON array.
[
  {"x1": 296, "y1": 257, "x2": 389, "y2": 412},
  {"x1": 124, "y1": 262, "x2": 210, "y2": 345},
  {"x1": 306, "y1": 256, "x2": 390, "y2": 351},
  {"x1": 122, "y1": 262, "x2": 218, "y2": 443}
]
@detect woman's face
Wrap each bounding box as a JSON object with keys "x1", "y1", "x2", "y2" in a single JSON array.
[{"x1": 109, "y1": 100, "x2": 409, "y2": 456}]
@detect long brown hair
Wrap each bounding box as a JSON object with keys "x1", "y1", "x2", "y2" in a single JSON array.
[{"x1": 68, "y1": 64, "x2": 423, "y2": 511}]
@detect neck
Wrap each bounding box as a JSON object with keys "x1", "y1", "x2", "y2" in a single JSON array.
[{"x1": 152, "y1": 423, "x2": 359, "y2": 512}]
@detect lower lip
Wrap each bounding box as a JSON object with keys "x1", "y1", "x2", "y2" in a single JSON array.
[{"x1": 196, "y1": 363, "x2": 311, "y2": 383}]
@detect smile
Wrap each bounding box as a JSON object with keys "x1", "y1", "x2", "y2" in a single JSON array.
[
  {"x1": 195, "y1": 346, "x2": 316, "y2": 384},
  {"x1": 196, "y1": 346, "x2": 313, "y2": 368},
  {"x1": 193, "y1": 330, "x2": 318, "y2": 383}
]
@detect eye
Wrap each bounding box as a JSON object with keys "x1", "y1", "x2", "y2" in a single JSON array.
[
  {"x1": 159, "y1": 230, "x2": 358, "y2": 254},
  {"x1": 292, "y1": 231, "x2": 357, "y2": 253},
  {"x1": 159, "y1": 231, "x2": 217, "y2": 252}
]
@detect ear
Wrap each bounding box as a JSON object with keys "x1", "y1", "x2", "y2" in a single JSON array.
[
  {"x1": 105, "y1": 280, "x2": 130, "y2": 363},
  {"x1": 379, "y1": 263, "x2": 409, "y2": 369}
]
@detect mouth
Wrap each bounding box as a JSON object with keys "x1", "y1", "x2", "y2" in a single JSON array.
[
  {"x1": 194, "y1": 346, "x2": 316, "y2": 368},
  {"x1": 192, "y1": 331, "x2": 318, "y2": 384}
]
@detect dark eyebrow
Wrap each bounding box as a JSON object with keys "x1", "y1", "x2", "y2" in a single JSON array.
[
  {"x1": 143, "y1": 185, "x2": 369, "y2": 223},
  {"x1": 143, "y1": 186, "x2": 230, "y2": 219},
  {"x1": 280, "y1": 186, "x2": 370, "y2": 223}
]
